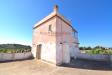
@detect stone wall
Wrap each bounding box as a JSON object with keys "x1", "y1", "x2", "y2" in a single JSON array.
[{"x1": 0, "y1": 52, "x2": 32, "y2": 61}]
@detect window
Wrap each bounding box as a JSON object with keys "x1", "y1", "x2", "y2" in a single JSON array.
[
  {"x1": 72, "y1": 31, "x2": 78, "y2": 38},
  {"x1": 48, "y1": 25, "x2": 52, "y2": 31},
  {"x1": 72, "y1": 31, "x2": 75, "y2": 37}
]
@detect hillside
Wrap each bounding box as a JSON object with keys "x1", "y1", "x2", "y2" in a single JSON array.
[
  {"x1": 0, "y1": 44, "x2": 31, "y2": 53},
  {"x1": 0, "y1": 44, "x2": 31, "y2": 49}
]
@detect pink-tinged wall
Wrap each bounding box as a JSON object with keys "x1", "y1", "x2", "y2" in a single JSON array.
[
  {"x1": 32, "y1": 15, "x2": 79, "y2": 65},
  {"x1": 32, "y1": 17, "x2": 57, "y2": 64},
  {"x1": 56, "y1": 16, "x2": 79, "y2": 64}
]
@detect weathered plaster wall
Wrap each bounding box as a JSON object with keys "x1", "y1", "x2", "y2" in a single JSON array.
[
  {"x1": 32, "y1": 14, "x2": 79, "y2": 65},
  {"x1": 77, "y1": 53, "x2": 110, "y2": 61},
  {"x1": 56, "y1": 16, "x2": 79, "y2": 64},
  {"x1": 0, "y1": 52, "x2": 32, "y2": 61},
  {"x1": 32, "y1": 17, "x2": 57, "y2": 64}
]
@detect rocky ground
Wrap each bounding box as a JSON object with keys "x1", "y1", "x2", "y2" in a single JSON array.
[{"x1": 0, "y1": 59, "x2": 112, "y2": 75}]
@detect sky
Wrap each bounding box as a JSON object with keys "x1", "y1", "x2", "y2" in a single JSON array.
[{"x1": 0, "y1": 0, "x2": 112, "y2": 47}]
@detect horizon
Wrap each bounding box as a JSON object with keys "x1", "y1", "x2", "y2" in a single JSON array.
[
  {"x1": 0, "y1": 43, "x2": 31, "y2": 46},
  {"x1": 0, "y1": 0, "x2": 112, "y2": 47},
  {"x1": 0, "y1": 43, "x2": 112, "y2": 48}
]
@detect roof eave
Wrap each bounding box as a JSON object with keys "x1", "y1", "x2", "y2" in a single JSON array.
[{"x1": 33, "y1": 11, "x2": 78, "y2": 33}]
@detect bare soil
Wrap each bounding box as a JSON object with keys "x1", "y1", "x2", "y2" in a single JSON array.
[{"x1": 0, "y1": 59, "x2": 112, "y2": 75}]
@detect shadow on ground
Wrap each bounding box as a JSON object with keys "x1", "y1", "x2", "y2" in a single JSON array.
[{"x1": 60, "y1": 58, "x2": 112, "y2": 71}]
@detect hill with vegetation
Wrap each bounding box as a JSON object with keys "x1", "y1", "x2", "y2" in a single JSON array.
[
  {"x1": 80, "y1": 46, "x2": 112, "y2": 55},
  {"x1": 0, "y1": 44, "x2": 31, "y2": 53}
]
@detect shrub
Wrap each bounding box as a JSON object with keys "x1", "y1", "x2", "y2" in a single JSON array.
[{"x1": 85, "y1": 49, "x2": 112, "y2": 55}]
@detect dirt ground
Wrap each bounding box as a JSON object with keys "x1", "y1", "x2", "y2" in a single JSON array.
[{"x1": 0, "y1": 59, "x2": 112, "y2": 75}]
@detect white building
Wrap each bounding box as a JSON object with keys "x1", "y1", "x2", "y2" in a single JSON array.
[{"x1": 32, "y1": 5, "x2": 80, "y2": 65}]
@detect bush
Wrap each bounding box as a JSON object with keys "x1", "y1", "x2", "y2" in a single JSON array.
[
  {"x1": 0, "y1": 44, "x2": 31, "y2": 53},
  {"x1": 85, "y1": 49, "x2": 112, "y2": 55},
  {"x1": 0, "y1": 48, "x2": 31, "y2": 53}
]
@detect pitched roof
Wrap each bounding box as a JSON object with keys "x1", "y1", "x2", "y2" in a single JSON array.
[{"x1": 33, "y1": 5, "x2": 77, "y2": 32}]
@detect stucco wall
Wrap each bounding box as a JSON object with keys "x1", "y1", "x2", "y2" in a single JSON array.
[
  {"x1": 41, "y1": 43, "x2": 56, "y2": 63},
  {"x1": 77, "y1": 53, "x2": 110, "y2": 61},
  {"x1": 56, "y1": 16, "x2": 79, "y2": 64},
  {"x1": 0, "y1": 52, "x2": 32, "y2": 61},
  {"x1": 32, "y1": 17, "x2": 57, "y2": 64},
  {"x1": 32, "y1": 15, "x2": 79, "y2": 65}
]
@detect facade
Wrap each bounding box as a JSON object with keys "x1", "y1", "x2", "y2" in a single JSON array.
[{"x1": 32, "y1": 5, "x2": 80, "y2": 65}]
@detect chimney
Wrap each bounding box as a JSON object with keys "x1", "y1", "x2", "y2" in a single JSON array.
[{"x1": 54, "y1": 5, "x2": 58, "y2": 12}]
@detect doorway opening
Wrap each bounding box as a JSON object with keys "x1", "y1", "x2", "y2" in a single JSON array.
[{"x1": 36, "y1": 44, "x2": 42, "y2": 59}]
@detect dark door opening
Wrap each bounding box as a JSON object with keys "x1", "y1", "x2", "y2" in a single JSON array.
[{"x1": 36, "y1": 44, "x2": 42, "y2": 59}]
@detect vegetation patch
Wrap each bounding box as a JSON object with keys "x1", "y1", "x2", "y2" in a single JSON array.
[
  {"x1": 0, "y1": 44, "x2": 31, "y2": 53},
  {"x1": 80, "y1": 46, "x2": 112, "y2": 55},
  {"x1": 85, "y1": 49, "x2": 112, "y2": 55}
]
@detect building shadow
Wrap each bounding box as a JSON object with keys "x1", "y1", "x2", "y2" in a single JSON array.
[{"x1": 60, "y1": 58, "x2": 112, "y2": 71}]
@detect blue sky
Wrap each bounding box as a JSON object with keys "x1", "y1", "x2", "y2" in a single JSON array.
[{"x1": 0, "y1": 0, "x2": 112, "y2": 47}]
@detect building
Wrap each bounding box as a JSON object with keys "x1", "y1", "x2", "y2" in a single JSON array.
[{"x1": 32, "y1": 5, "x2": 80, "y2": 65}]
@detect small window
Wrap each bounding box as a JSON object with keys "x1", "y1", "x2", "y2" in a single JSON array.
[
  {"x1": 72, "y1": 31, "x2": 77, "y2": 38},
  {"x1": 48, "y1": 25, "x2": 52, "y2": 31}
]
